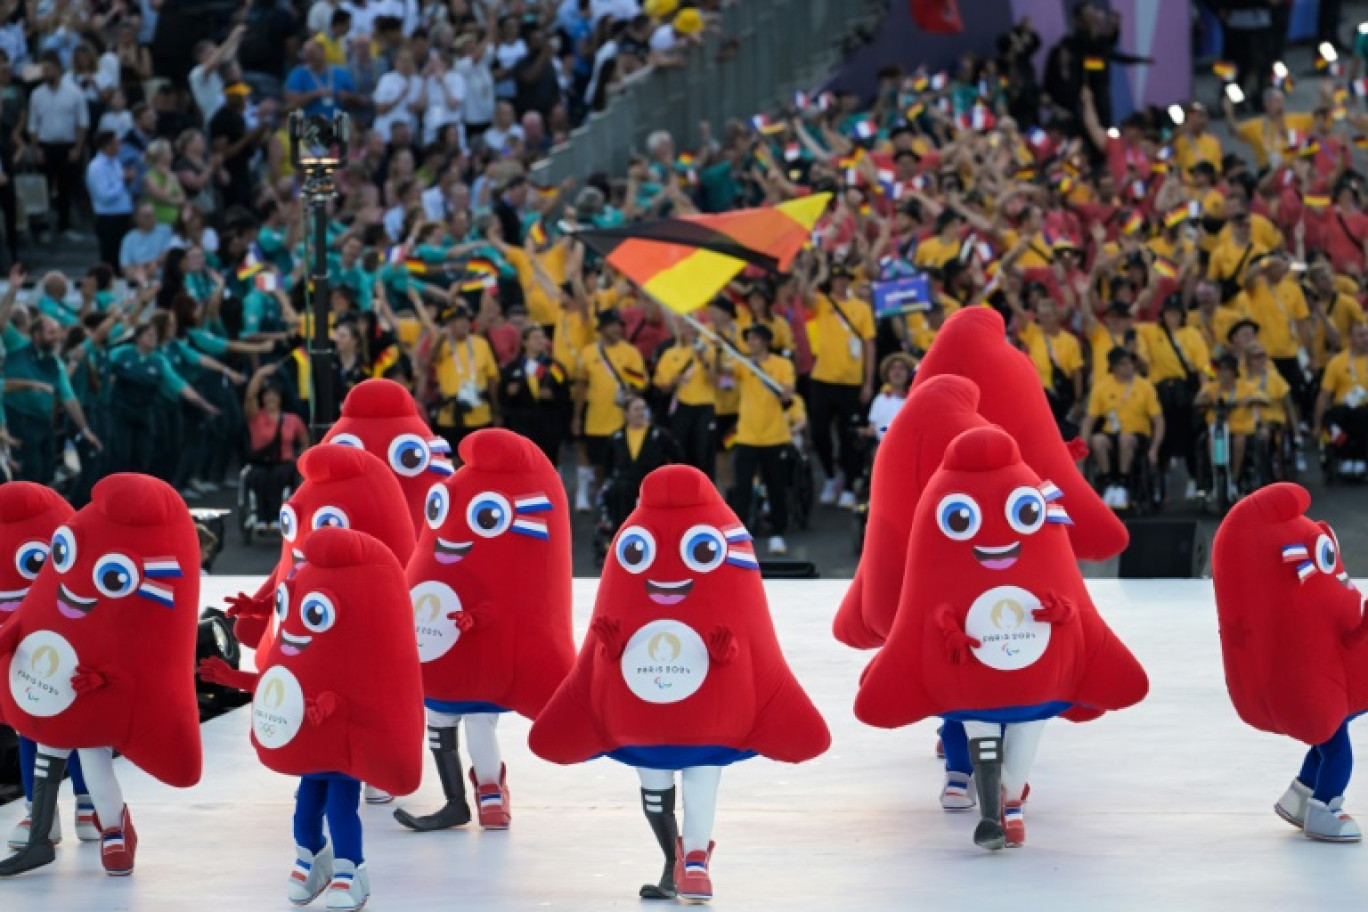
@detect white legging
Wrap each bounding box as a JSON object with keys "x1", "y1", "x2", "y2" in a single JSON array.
[
  {"x1": 637, "y1": 766, "x2": 721, "y2": 855},
  {"x1": 37, "y1": 746, "x2": 121, "y2": 831},
  {"x1": 426, "y1": 710, "x2": 502, "y2": 784},
  {"x1": 962, "y1": 720, "x2": 1047, "y2": 803}
]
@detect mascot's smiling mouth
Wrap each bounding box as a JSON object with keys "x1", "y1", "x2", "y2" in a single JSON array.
[
  {"x1": 280, "y1": 631, "x2": 313, "y2": 656},
  {"x1": 57, "y1": 584, "x2": 98, "y2": 619},
  {"x1": 434, "y1": 538, "x2": 474, "y2": 564},
  {"x1": 0, "y1": 586, "x2": 28, "y2": 613},
  {"x1": 972, "y1": 542, "x2": 1022, "y2": 571},
  {"x1": 646, "y1": 579, "x2": 693, "y2": 606}
]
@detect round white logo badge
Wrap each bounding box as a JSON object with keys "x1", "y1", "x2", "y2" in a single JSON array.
[
  {"x1": 410, "y1": 580, "x2": 462, "y2": 663},
  {"x1": 964, "y1": 585, "x2": 1051, "y2": 672},
  {"x1": 8, "y1": 631, "x2": 79, "y2": 717},
  {"x1": 620, "y1": 620, "x2": 709, "y2": 705},
  {"x1": 253, "y1": 665, "x2": 306, "y2": 749}
]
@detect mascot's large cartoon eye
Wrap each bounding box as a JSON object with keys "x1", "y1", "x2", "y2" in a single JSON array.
[
  {"x1": 388, "y1": 433, "x2": 431, "y2": 477},
  {"x1": 15, "y1": 541, "x2": 49, "y2": 580},
  {"x1": 51, "y1": 526, "x2": 76, "y2": 574},
  {"x1": 1005, "y1": 487, "x2": 1046, "y2": 535},
  {"x1": 275, "y1": 583, "x2": 290, "y2": 620},
  {"x1": 280, "y1": 505, "x2": 298, "y2": 542},
  {"x1": 1316, "y1": 534, "x2": 1339, "y2": 574},
  {"x1": 330, "y1": 433, "x2": 363, "y2": 448},
  {"x1": 425, "y1": 485, "x2": 450, "y2": 530},
  {"x1": 312, "y1": 506, "x2": 350, "y2": 530},
  {"x1": 92, "y1": 553, "x2": 139, "y2": 599},
  {"x1": 615, "y1": 525, "x2": 656, "y2": 574},
  {"x1": 680, "y1": 525, "x2": 726, "y2": 573},
  {"x1": 936, "y1": 494, "x2": 982, "y2": 542},
  {"x1": 299, "y1": 592, "x2": 337, "y2": 633},
  {"x1": 466, "y1": 492, "x2": 512, "y2": 538}
]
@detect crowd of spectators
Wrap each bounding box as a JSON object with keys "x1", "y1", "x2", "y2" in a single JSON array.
[{"x1": 0, "y1": 0, "x2": 1363, "y2": 560}]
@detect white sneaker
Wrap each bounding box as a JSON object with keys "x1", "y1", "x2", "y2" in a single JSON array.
[
  {"x1": 767, "y1": 535, "x2": 787, "y2": 555},
  {"x1": 1113, "y1": 487, "x2": 1130, "y2": 510},
  {"x1": 74, "y1": 794, "x2": 99, "y2": 842},
  {"x1": 819, "y1": 478, "x2": 838, "y2": 505},
  {"x1": 1184, "y1": 479, "x2": 1199, "y2": 501},
  {"x1": 325, "y1": 859, "x2": 371, "y2": 911},
  {"x1": 1099, "y1": 486, "x2": 1116, "y2": 508},
  {"x1": 1296, "y1": 455, "x2": 1308, "y2": 473},
  {"x1": 363, "y1": 785, "x2": 393, "y2": 805},
  {"x1": 575, "y1": 467, "x2": 594, "y2": 513},
  {"x1": 837, "y1": 491, "x2": 857, "y2": 510},
  {"x1": 1275, "y1": 779, "x2": 1312, "y2": 828},
  {"x1": 940, "y1": 772, "x2": 976, "y2": 811},
  {"x1": 1305, "y1": 797, "x2": 1362, "y2": 842},
  {"x1": 288, "y1": 842, "x2": 334, "y2": 906},
  {"x1": 7, "y1": 802, "x2": 62, "y2": 849}
]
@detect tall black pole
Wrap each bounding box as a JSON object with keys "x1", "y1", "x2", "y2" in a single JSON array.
[{"x1": 307, "y1": 191, "x2": 335, "y2": 441}]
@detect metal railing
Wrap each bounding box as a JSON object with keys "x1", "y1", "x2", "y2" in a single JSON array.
[{"x1": 533, "y1": 0, "x2": 861, "y2": 185}]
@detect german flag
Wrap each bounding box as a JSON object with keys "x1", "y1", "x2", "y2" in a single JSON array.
[
  {"x1": 1163, "y1": 207, "x2": 1189, "y2": 229},
  {"x1": 573, "y1": 194, "x2": 831, "y2": 315},
  {"x1": 370, "y1": 344, "x2": 401, "y2": 379},
  {"x1": 1084, "y1": 56, "x2": 1106, "y2": 72},
  {"x1": 405, "y1": 259, "x2": 429, "y2": 276},
  {"x1": 529, "y1": 220, "x2": 548, "y2": 247},
  {"x1": 1122, "y1": 211, "x2": 1145, "y2": 235},
  {"x1": 460, "y1": 275, "x2": 495, "y2": 294},
  {"x1": 1305, "y1": 194, "x2": 1331, "y2": 209},
  {"x1": 548, "y1": 362, "x2": 566, "y2": 384},
  {"x1": 1152, "y1": 258, "x2": 1177, "y2": 279},
  {"x1": 466, "y1": 258, "x2": 498, "y2": 277},
  {"x1": 1354, "y1": 135, "x2": 1368, "y2": 149},
  {"x1": 236, "y1": 250, "x2": 263, "y2": 281},
  {"x1": 1212, "y1": 61, "x2": 1237, "y2": 80}
]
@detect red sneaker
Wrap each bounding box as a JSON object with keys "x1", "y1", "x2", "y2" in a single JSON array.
[
  {"x1": 1002, "y1": 799, "x2": 1025, "y2": 848},
  {"x1": 673, "y1": 837, "x2": 714, "y2": 904},
  {"x1": 469, "y1": 765, "x2": 511, "y2": 830},
  {"x1": 100, "y1": 807, "x2": 137, "y2": 876}
]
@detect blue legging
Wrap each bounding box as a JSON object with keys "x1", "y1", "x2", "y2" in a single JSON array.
[
  {"x1": 19, "y1": 736, "x2": 88, "y2": 801},
  {"x1": 1297, "y1": 721, "x2": 1353, "y2": 803},
  {"x1": 941, "y1": 721, "x2": 972, "y2": 776},
  {"x1": 294, "y1": 774, "x2": 363, "y2": 865}
]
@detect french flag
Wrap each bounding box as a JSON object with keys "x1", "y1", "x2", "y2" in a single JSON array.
[{"x1": 142, "y1": 557, "x2": 182, "y2": 578}]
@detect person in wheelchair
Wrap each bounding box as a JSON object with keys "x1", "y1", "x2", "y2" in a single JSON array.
[
  {"x1": 864, "y1": 352, "x2": 915, "y2": 443},
  {"x1": 1313, "y1": 321, "x2": 1368, "y2": 477},
  {"x1": 1195, "y1": 352, "x2": 1270, "y2": 496},
  {"x1": 1242, "y1": 343, "x2": 1298, "y2": 478},
  {"x1": 1079, "y1": 347, "x2": 1164, "y2": 511},
  {"x1": 242, "y1": 365, "x2": 309, "y2": 533},
  {"x1": 595, "y1": 396, "x2": 682, "y2": 551}
]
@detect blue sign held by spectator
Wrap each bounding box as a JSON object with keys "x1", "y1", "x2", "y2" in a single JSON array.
[{"x1": 873, "y1": 274, "x2": 932, "y2": 318}]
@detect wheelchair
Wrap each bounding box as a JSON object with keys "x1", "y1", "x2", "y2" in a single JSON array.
[
  {"x1": 1083, "y1": 432, "x2": 1160, "y2": 516},
  {"x1": 236, "y1": 461, "x2": 297, "y2": 545}
]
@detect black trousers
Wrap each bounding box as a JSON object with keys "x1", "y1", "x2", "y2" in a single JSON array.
[
  {"x1": 249, "y1": 461, "x2": 297, "y2": 522},
  {"x1": 730, "y1": 443, "x2": 789, "y2": 535},
  {"x1": 94, "y1": 213, "x2": 131, "y2": 269},
  {"x1": 39, "y1": 142, "x2": 78, "y2": 232},
  {"x1": 669, "y1": 403, "x2": 715, "y2": 480},
  {"x1": 6, "y1": 411, "x2": 55, "y2": 484},
  {"x1": 1272, "y1": 356, "x2": 1308, "y2": 423},
  {"x1": 0, "y1": 177, "x2": 17, "y2": 265},
  {"x1": 1325, "y1": 405, "x2": 1368, "y2": 459},
  {"x1": 808, "y1": 380, "x2": 863, "y2": 482}
]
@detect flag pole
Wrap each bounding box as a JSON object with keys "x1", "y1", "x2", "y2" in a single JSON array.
[{"x1": 645, "y1": 291, "x2": 786, "y2": 396}]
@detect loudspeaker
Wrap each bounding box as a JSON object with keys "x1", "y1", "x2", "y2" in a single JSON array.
[{"x1": 1118, "y1": 518, "x2": 1211, "y2": 579}]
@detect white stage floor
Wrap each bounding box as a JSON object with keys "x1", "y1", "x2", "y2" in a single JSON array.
[{"x1": 3, "y1": 577, "x2": 1367, "y2": 911}]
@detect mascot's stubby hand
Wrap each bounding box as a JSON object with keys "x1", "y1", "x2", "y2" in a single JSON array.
[
  {"x1": 1033, "y1": 592, "x2": 1076, "y2": 625},
  {"x1": 707, "y1": 626, "x2": 738, "y2": 665},
  {"x1": 937, "y1": 607, "x2": 981, "y2": 665},
  {"x1": 306, "y1": 692, "x2": 341, "y2": 727},
  {"x1": 226, "y1": 591, "x2": 269, "y2": 620},
  {"x1": 591, "y1": 616, "x2": 624, "y2": 661},
  {"x1": 71, "y1": 665, "x2": 109, "y2": 696},
  {"x1": 198, "y1": 656, "x2": 260, "y2": 693},
  {"x1": 1344, "y1": 608, "x2": 1368, "y2": 650}
]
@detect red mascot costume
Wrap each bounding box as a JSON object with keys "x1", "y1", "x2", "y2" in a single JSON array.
[
  {"x1": 393, "y1": 428, "x2": 574, "y2": 833},
  {"x1": 855, "y1": 428, "x2": 1147, "y2": 851},
  {"x1": 0, "y1": 474, "x2": 200, "y2": 877},
  {"x1": 200, "y1": 528, "x2": 424, "y2": 910},
  {"x1": 1213, "y1": 483, "x2": 1368, "y2": 842},
  {"x1": 229, "y1": 445, "x2": 415, "y2": 653},
  {"x1": 322, "y1": 378, "x2": 454, "y2": 533},
  {"x1": 913, "y1": 307, "x2": 1128, "y2": 561},
  {"x1": 0, "y1": 484, "x2": 96, "y2": 852},
  {"x1": 530, "y1": 465, "x2": 829, "y2": 903}
]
